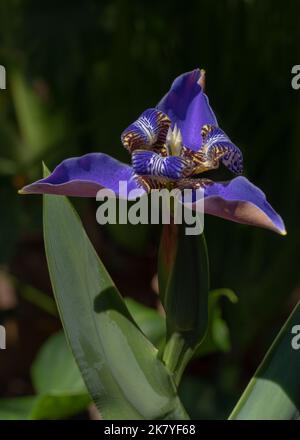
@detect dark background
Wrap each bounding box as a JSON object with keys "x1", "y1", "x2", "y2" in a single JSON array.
[{"x1": 0, "y1": 0, "x2": 299, "y2": 419}]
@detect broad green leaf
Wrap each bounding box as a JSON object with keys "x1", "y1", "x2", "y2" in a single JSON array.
[
  {"x1": 43, "y1": 192, "x2": 188, "y2": 420},
  {"x1": 125, "y1": 298, "x2": 165, "y2": 347},
  {"x1": 0, "y1": 331, "x2": 90, "y2": 420},
  {"x1": 229, "y1": 300, "x2": 300, "y2": 420},
  {"x1": 158, "y1": 223, "x2": 209, "y2": 384},
  {"x1": 31, "y1": 331, "x2": 87, "y2": 395}
]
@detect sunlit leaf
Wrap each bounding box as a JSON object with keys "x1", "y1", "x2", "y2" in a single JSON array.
[
  {"x1": 229, "y1": 301, "x2": 300, "y2": 420},
  {"x1": 43, "y1": 190, "x2": 188, "y2": 420}
]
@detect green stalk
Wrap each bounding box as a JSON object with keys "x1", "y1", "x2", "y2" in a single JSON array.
[
  {"x1": 162, "y1": 333, "x2": 194, "y2": 385},
  {"x1": 158, "y1": 222, "x2": 210, "y2": 385}
]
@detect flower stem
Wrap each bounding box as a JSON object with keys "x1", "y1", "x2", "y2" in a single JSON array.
[
  {"x1": 158, "y1": 222, "x2": 209, "y2": 386},
  {"x1": 162, "y1": 333, "x2": 194, "y2": 386}
]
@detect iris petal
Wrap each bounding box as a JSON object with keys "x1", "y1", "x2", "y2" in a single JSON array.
[
  {"x1": 157, "y1": 69, "x2": 218, "y2": 151},
  {"x1": 132, "y1": 150, "x2": 193, "y2": 180},
  {"x1": 121, "y1": 108, "x2": 171, "y2": 152},
  {"x1": 203, "y1": 176, "x2": 286, "y2": 235},
  {"x1": 201, "y1": 124, "x2": 243, "y2": 174},
  {"x1": 19, "y1": 153, "x2": 146, "y2": 199}
]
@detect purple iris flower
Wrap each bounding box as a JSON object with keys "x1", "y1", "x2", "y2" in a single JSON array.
[{"x1": 19, "y1": 69, "x2": 286, "y2": 235}]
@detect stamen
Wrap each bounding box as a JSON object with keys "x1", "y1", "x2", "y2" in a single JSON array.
[{"x1": 166, "y1": 124, "x2": 183, "y2": 156}]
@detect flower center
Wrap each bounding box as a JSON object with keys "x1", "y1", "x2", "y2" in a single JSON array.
[{"x1": 166, "y1": 125, "x2": 183, "y2": 156}]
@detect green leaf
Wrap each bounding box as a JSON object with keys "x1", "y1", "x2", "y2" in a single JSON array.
[
  {"x1": 10, "y1": 70, "x2": 65, "y2": 165},
  {"x1": 0, "y1": 394, "x2": 90, "y2": 420},
  {"x1": 195, "y1": 289, "x2": 238, "y2": 357},
  {"x1": 31, "y1": 331, "x2": 87, "y2": 395},
  {"x1": 29, "y1": 394, "x2": 90, "y2": 420},
  {"x1": 125, "y1": 298, "x2": 165, "y2": 347},
  {"x1": 19, "y1": 282, "x2": 58, "y2": 317},
  {"x1": 0, "y1": 397, "x2": 37, "y2": 420},
  {"x1": 229, "y1": 300, "x2": 300, "y2": 420},
  {"x1": 0, "y1": 331, "x2": 90, "y2": 420},
  {"x1": 43, "y1": 192, "x2": 188, "y2": 420},
  {"x1": 158, "y1": 223, "x2": 209, "y2": 384}
]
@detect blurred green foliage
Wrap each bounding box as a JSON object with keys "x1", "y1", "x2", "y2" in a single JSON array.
[
  {"x1": 0, "y1": 0, "x2": 299, "y2": 419},
  {"x1": 0, "y1": 331, "x2": 90, "y2": 420}
]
